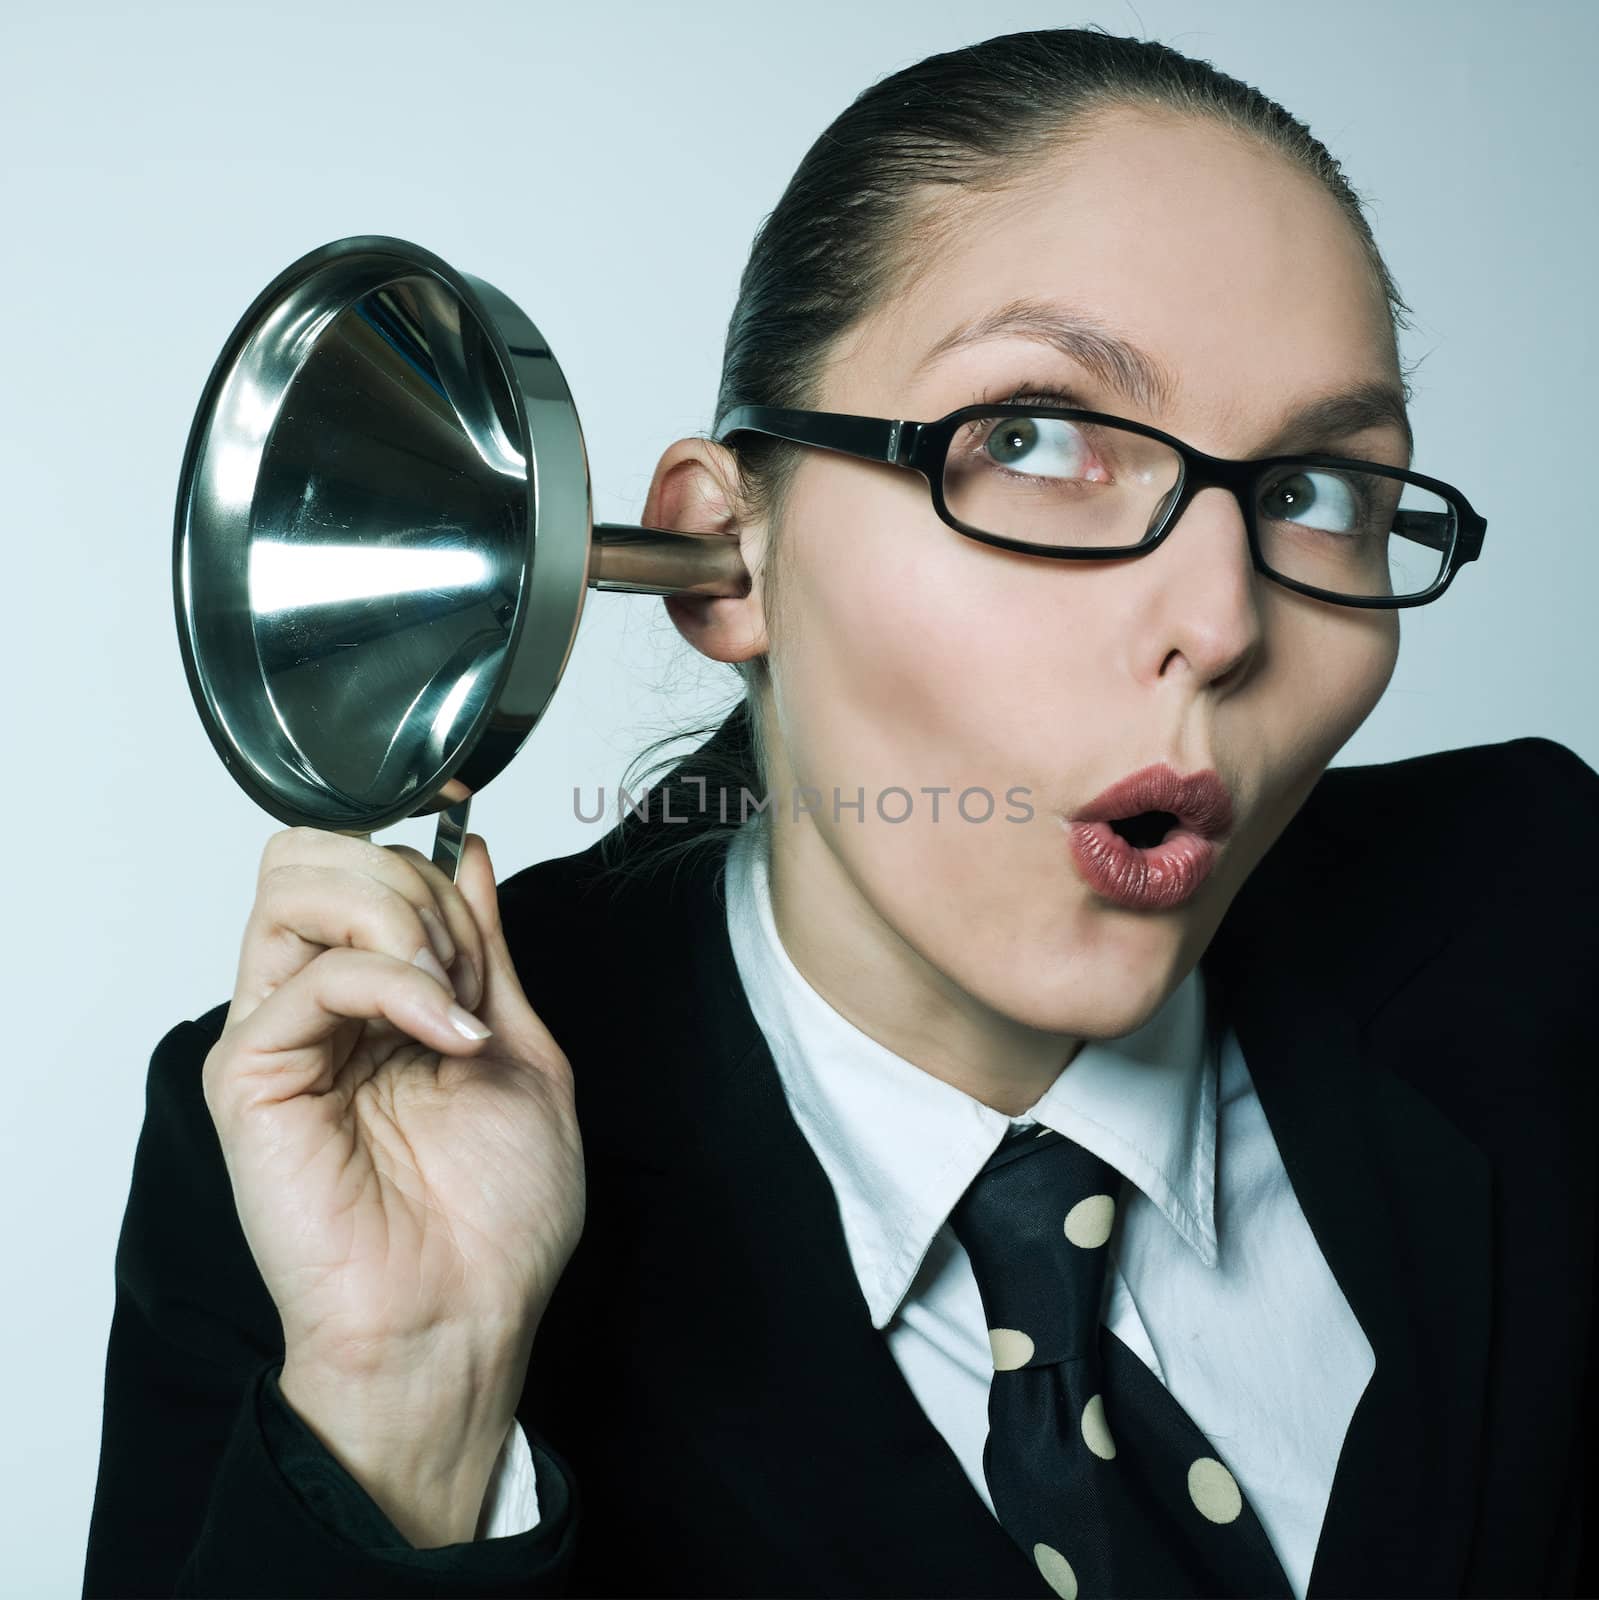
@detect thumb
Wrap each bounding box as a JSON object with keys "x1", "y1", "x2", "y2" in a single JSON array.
[{"x1": 453, "y1": 833, "x2": 563, "y2": 1061}]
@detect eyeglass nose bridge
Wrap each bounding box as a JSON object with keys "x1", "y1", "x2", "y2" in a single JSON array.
[{"x1": 1141, "y1": 450, "x2": 1269, "y2": 559}]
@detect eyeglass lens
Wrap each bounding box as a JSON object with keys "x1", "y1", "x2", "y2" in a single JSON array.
[{"x1": 941, "y1": 413, "x2": 1454, "y2": 601}]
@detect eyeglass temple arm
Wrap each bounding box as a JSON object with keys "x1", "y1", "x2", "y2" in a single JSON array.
[
  {"x1": 1393, "y1": 509, "x2": 1451, "y2": 552},
  {"x1": 713, "y1": 405, "x2": 912, "y2": 466},
  {"x1": 1394, "y1": 508, "x2": 1486, "y2": 562}
]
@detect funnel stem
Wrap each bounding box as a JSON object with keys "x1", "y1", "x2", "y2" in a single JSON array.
[{"x1": 588, "y1": 522, "x2": 750, "y2": 597}]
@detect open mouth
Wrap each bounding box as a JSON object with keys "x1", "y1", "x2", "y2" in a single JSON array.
[{"x1": 1107, "y1": 810, "x2": 1182, "y2": 849}]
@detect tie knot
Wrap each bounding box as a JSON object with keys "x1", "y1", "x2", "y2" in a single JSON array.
[{"x1": 947, "y1": 1124, "x2": 1122, "y2": 1369}]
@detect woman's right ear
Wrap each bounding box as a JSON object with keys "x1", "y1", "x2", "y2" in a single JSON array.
[{"x1": 645, "y1": 437, "x2": 772, "y2": 666}]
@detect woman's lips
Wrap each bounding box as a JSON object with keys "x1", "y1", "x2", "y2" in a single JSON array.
[
  {"x1": 1066, "y1": 819, "x2": 1218, "y2": 910},
  {"x1": 1064, "y1": 762, "x2": 1233, "y2": 911},
  {"x1": 1070, "y1": 763, "x2": 1234, "y2": 840}
]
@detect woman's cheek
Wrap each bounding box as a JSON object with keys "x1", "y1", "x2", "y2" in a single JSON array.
[{"x1": 1320, "y1": 610, "x2": 1401, "y2": 747}]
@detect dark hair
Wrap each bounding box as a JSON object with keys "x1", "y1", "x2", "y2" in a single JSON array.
[{"x1": 594, "y1": 24, "x2": 1413, "y2": 887}]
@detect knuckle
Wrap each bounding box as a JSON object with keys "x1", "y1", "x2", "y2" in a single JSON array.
[
  {"x1": 261, "y1": 825, "x2": 316, "y2": 871},
  {"x1": 255, "y1": 858, "x2": 309, "y2": 900},
  {"x1": 250, "y1": 863, "x2": 327, "y2": 947},
  {"x1": 385, "y1": 852, "x2": 435, "y2": 908},
  {"x1": 257, "y1": 828, "x2": 293, "y2": 880},
  {"x1": 254, "y1": 865, "x2": 420, "y2": 959},
  {"x1": 379, "y1": 893, "x2": 431, "y2": 958},
  {"x1": 310, "y1": 940, "x2": 361, "y2": 974},
  {"x1": 382, "y1": 842, "x2": 450, "y2": 904},
  {"x1": 318, "y1": 942, "x2": 400, "y2": 989}
]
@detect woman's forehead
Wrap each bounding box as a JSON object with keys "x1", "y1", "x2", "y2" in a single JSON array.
[{"x1": 835, "y1": 109, "x2": 1398, "y2": 437}]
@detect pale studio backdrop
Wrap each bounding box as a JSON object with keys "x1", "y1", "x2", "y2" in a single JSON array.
[{"x1": 1, "y1": 0, "x2": 1594, "y2": 1591}]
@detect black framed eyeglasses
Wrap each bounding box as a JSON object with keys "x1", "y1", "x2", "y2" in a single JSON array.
[{"x1": 712, "y1": 402, "x2": 1487, "y2": 609}]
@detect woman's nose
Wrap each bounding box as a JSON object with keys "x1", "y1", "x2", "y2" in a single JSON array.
[{"x1": 1144, "y1": 484, "x2": 1264, "y2": 688}]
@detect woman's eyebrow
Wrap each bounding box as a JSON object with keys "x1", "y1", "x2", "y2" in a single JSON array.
[
  {"x1": 913, "y1": 297, "x2": 1414, "y2": 462},
  {"x1": 914, "y1": 298, "x2": 1179, "y2": 414},
  {"x1": 1256, "y1": 384, "x2": 1415, "y2": 465}
]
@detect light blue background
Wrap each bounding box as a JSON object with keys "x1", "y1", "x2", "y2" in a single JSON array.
[{"x1": 2, "y1": 1, "x2": 1593, "y2": 1589}]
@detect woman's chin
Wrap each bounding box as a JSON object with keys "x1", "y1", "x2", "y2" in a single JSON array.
[{"x1": 969, "y1": 949, "x2": 1186, "y2": 1043}]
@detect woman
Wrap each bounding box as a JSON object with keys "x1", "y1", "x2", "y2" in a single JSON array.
[{"x1": 84, "y1": 26, "x2": 1598, "y2": 1600}]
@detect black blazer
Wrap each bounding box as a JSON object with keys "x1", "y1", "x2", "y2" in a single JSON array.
[{"x1": 83, "y1": 713, "x2": 1599, "y2": 1599}]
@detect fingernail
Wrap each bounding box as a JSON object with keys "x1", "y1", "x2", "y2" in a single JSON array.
[
  {"x1": 447, "y1": 1002, "x2": 492, "y2": 1040},
  {"x1": 412, "y1": 944, "x2": 456, "y2": 998},
  {"x1": 418, "y1": 905, "x2": 456, "y2": 968}
]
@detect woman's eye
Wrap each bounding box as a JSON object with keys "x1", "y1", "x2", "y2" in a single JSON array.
[
  {"x1": 1259, "y1": 469, "x2": 1363, "y2": 534},
  {"x1": 982, "y1": 416, "x2": 1097, "y2": 479}
]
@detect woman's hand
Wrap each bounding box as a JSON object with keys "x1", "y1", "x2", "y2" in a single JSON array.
[{"x1": 201, "y1": 827, "x2": 584, "y2": 1543}]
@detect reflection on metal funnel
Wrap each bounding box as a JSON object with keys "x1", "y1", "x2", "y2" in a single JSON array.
[{"x1": 174, "y1": 235, "x2": 751, "y2": 882}]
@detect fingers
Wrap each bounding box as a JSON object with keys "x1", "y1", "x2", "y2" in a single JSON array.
[
  {"x1": 451, "y1": 833, "x2": 566, "y2": 1065},
  {"x1": 206, "y1": 945, "x2": 492, "y2": 1125},
  {"x1": 230, "y1": 828, "x2": 488, "y2": 1031},
  {"x1": 382, "y1": 844, "x2": 487, "y2": 1012}
]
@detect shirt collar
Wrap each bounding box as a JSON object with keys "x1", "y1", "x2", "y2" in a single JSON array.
[{"x1": 724, "y1": 817, "x2": 1219, "y2": 1331}]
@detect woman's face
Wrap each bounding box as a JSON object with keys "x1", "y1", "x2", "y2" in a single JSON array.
[{"x1": 671, "y1": 106, "x2": 1407, "y2": 1097}]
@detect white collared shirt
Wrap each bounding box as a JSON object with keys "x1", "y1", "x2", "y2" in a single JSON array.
[
  {"x1": 487, "y1": 817, "x2": 1373, "y2": 1597},
  {"x1": 719, "y1": 816, "x2": 1372, "y2": 1599}
]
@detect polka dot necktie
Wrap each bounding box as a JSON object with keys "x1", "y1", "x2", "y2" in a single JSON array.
[{"x1": 947, "y1": 1123, "x2": 1296, "y2": 1600}]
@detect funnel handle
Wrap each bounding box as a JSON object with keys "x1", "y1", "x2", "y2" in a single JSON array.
[{"x1": 431, "y1": 798, "x2": 474, "y2": 883}]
